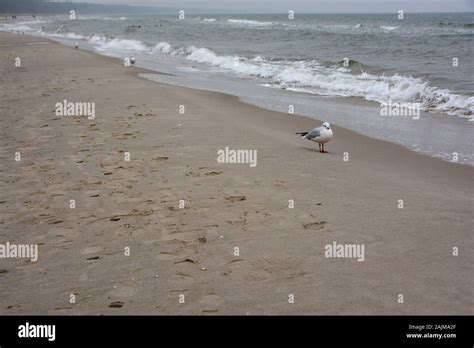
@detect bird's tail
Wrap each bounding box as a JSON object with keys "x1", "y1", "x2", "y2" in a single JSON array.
[{"x1": 295, "y1": 132, "x2": 308, "y2": 137}]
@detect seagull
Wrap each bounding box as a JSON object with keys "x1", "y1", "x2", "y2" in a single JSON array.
[{"x1": 296, "y1": 122, "x2": 333, "y2": 153}]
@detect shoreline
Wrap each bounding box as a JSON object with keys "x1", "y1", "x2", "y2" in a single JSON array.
[
  {"x1": 1, "y1": 21, "x2": 473, "y2": 165},
  {"x1": 0, "y1": 31, "x2": 472, "y2": 315},
  {"x1": 36, "y1": 29, "x2": 474, "y2": 166}
]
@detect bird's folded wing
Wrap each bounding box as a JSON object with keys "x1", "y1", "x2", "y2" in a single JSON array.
[{"x1": 306, "y1": 128, "x2": 322, "y2": 139}]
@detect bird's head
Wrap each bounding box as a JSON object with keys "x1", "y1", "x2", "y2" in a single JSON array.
[{"x1": 322, "y1": 122, "x2": 331, "y2": 130}]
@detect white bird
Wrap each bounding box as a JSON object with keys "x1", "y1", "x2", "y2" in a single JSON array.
[
  {"x1": 74, "y1": 42, "x2": 79, "y2": 49},
  {"x1": 296, "y1": 121, "x2": 333, "y2": 153},
  {"x1": 130, "y1": 56, "x2": 136, "y2": 65}
]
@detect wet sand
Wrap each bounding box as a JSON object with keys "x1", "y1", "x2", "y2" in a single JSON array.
[{"x1": 0, "y1": 31, "x2": 472, "y2": 314}]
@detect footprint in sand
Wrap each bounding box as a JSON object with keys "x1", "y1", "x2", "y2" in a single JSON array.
[
  {"x1": 47, "y1": 219, "x2": 64, "y2": 225},
  {"x1": 186, "y1": 167, "x2": 223, "y2": 177},
  {"x1": 174, "y1": 258, "x2": 196, "y2": 265},
  {"x1": 86, "y1": 256, "x2": 102, "y2": 261},
  {"x1": 303, "y1": 221, "x2": 327, "y2": 230},
  {"x1": 204, "y1": 171, "x2": 222, "y2": 176},
  {"x1": 109, "y1": 301, "x2": 124, "y2": 308},
  {"x1": 185, "y1": 171, "x2": 200, "y2": 177},
  {"x1": 158, "y1": 252, "x2": 181, "y2": 261},
  {"x1": 225, "y1": 195, "x2": 246, "y2": 202}
]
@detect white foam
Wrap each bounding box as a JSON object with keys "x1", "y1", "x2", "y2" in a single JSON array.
[
  {"x1": 380, "y1": 26, "x2": 400, "y2": 31},
  {"x1": 87, "y1": 35, "x2": 107, "y2": 45},
  {"x1": 251, "y1": 55, "x2": 265, "y2": 62},
  {"x1": 183, "y1": 45, "x2": 473, "y2": 118},
  {"x1": 90, "y1": 36, "x2": 148, "y2": 52},
  {"x1": 186, "y1": 46, "x2": 273, "y2": 77},
  {"x1": 45, "y1": 32, "x2": 85, "y2": 40},
  {"x1": 152, "y1": 42, "x2": 172, "y2": 54},
  {"x1": 76, "y1": 16, "x2": 127, "y2": 21},
  {"x1": 2, "y1": 24, "x2": 36, "y2": 32},
  {"x1": 227, "y1": 19, "x2": 274, "y2": 27}
]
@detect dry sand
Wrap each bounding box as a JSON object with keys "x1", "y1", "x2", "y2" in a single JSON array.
[{"x1": 0, "y1": 31, "x2": 472, "y2": 314}]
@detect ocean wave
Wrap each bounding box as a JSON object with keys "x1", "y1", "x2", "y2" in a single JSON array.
[
  {"x1": 74, "y1": 16, "x2": 128, "y2": 21},
  {"x1": 93, "y1": 37, "x2": 148, "y2": 52},
  {"x1": 152, "y1": 42, "x2": 172, "y2": 54},
  {"x1": 186, "y1": 46, "x2": 271, "y2": 76},
  {"x1": 83, "y1": 35, "x2": 147, "y2": 52},
  {"x1": 203, "y1": 18, "x2": 217, "y2": 22},
  {"x1": 323, "y1": 59, "x2": 366, "y2": 70},
  {"x1": 7, "y1": 19, "x2": 48, "y2": 25},
  {"x1": 380, "y1": 26, "x2": 399, "y2": 31},
  {"x1": 8, "y1": 24, "x2": 472, "y2": 119},
  {"x1": 46, "y1": 32, "x2": 85, "y2": 40},
  {"x1": 182, "y1": 46, "x2": 473, "y2": 118},
  {"x1": 251, "y1": 55, "x2": 266, "y2": 62},
  {"x1": 227, "y1": 19, "x2": 274, "y2": 27},
  {"x1": 2, "y1": 24, "x2": 36, "y2": 32},
  {"x1": 438, "y1": 22, "x2": 474, "y2": 28}
]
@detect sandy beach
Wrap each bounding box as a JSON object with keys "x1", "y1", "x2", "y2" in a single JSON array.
[{"x1": 0, "y1": 31, "x2": 472, "y2": 315}]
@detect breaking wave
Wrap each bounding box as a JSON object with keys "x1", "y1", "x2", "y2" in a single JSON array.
[
  {"x1": 180, "y1": 45, "x2": 473, "y2": 118},
  {"x1": 227, "y1": 19, "x2": 274, "y2": 27},
  {"x1": 3, "y1": 20, "x2": 472, "y2": 119}
]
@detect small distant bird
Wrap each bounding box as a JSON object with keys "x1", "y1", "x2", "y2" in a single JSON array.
[
  {"x1": 74, "y1": 42, "x2": 79, "y2": 49},
  {"x1": 296, "y1": 122, "x2": 333, "y2": 153},
  {"x1": 130, "y1": 56, "x2": 136, "y2": 65}
]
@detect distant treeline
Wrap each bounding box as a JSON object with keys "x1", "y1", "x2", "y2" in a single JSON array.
[{"x1": 0, "y1": 0, "x2": 169, "y2": 14}]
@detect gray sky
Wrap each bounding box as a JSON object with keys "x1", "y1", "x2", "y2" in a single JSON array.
[{"x1": 76, "y1": 0, "x2": 474, "y2": 13}]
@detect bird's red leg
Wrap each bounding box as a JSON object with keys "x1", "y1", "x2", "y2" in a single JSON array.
[
  {"x1": 322, "y1": 144, "x2": 327, "y2": 153},
  {"x1": 319, "y1": 143, "x2": 322, "y2": 152}
]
